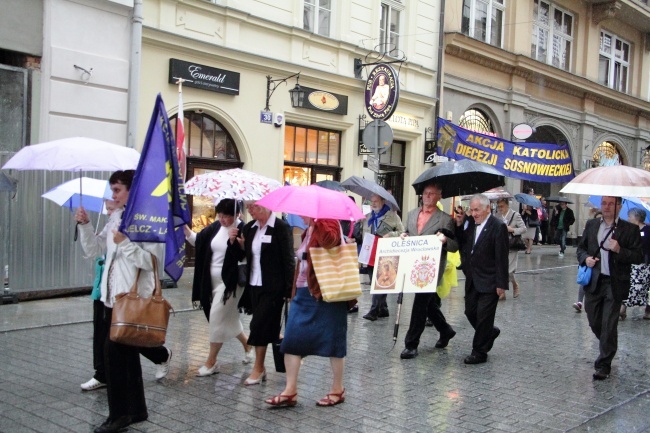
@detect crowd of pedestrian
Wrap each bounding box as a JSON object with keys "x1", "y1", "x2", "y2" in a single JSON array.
[{"x1": 76, "y1": 172, "x2": 648, "y2": 433}]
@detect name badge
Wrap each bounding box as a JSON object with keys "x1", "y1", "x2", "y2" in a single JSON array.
[
  {"x1": 641, "y1": 232, "x2": 645, "y2": 237},
  {"x1": 261, "y1": 235, "x2": 272, "y2": 243}
]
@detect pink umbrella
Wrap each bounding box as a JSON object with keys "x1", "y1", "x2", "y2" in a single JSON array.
[
  {"x1": 255, "y1": 185, "x2": 365, "y2": 222},
  {"x1": 560, "y1": 165, "x2": 650, "y2": 197}
]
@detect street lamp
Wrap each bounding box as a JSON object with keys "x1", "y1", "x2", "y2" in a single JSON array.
[{"x1": 289, "y1": 75, "x2": 305, "y2": 108}]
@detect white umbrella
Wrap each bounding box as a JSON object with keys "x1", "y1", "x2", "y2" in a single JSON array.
[
  {"x1": 2, "y1": 137, "x2": 139, "y2": 208},
  {"x1": 461, "y1": 187, "x2": 512, "y2": 201},
  {"x1": 42, "y1": 177, "x2": 111, "y2": 214},
  {"x1": 560, "y1": 165, "x2": 650, "y2": 197},
  {"x1": 2, "y1": 137, "x2": 140, "y2": 172},
  {"x1": 184, "y1": 168, "x2": 282, "y2": 201}
]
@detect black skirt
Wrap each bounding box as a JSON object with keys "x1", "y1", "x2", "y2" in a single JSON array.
[{"x1": 246, "y1": 285, "x2": 284, "y2": 346}]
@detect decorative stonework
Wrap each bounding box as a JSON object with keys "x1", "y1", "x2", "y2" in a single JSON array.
[
  {"x1": 592, "y1": 1, "x2": 622, "y2": 26},
  {"x1": 446, "y1": 37, "x2": 649, "y2": 117}
]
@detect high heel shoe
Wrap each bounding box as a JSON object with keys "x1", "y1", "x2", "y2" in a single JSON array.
[
  {"x1": 244, "y1": 369, "x2": 266, "y2": 386},
  {"x1": 196, "y1": 363, "x2": 219, "y2": 377},
  {"x1": 265, "y1": 393, "x2": 297, "y2": 407}
]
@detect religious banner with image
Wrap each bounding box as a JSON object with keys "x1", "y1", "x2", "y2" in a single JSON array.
[
  {"x1": 436, "y1": 118, "x2": 575, "y2": 183},
  {"x1": 370, "y1": 235, "x2": 442, "y2": 294}
]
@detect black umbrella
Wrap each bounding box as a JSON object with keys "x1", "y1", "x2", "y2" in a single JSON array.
[
  {"x1": 412, "y1": 159, "x2": 505, "y2": 198},
  {"x1": 315, "y1": 180, "x2": 346, "y2": 192},
  {"x1": 545, "y1": 195, "x2": 574, "y2": 204},
  {"x1": 341, "y1": 175, "x2": 400, "y2": 211}
]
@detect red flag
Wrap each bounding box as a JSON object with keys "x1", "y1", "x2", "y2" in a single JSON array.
[{"x1": 176, "y1": 84, "x2": 187, "y2": 181}]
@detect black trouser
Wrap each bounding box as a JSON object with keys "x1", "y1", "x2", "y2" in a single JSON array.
[
  {"x1": 405, "y1": 293, "x2": 454, "y2": 350},
  {"x1": 464, "y1": 283, "x2": 499, "y2": 357},
  {"x1": 584, "y1": 276, "x2": 620, "y2": 371},
  {"x1": 101, "y1": 306, "x2": 170, "y2": 419},
  {"x1": 93, "y1": 300, "x2": 107, "y2": 383}
]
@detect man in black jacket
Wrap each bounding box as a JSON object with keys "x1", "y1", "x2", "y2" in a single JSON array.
[
  {"x1": 550, "y1": 201, "x2": 575, "y2": 257},
  {"x1": 454, "y1": 194, "x2": 509, "y2": 364},
  {"x1": 577, "y1": 196, "x2": 642, "y2": 380}
]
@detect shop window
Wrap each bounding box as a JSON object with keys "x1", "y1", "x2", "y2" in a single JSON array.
[
  {"x1": 531, "y1": 0, "x2": 573, "y2": 71},
  {"x1": 169, "y1": 111, "x2": 242, "y2": 266},
  {"x1": 458, "y1": 108, "x2": 495, "y2": 135},
  {"x1": 284, "y1": 124, "x2": 341, "y2": 186},
  {"x1": 592, "y1": 141, "x2": 623, "y2": 166},
  {"x1": 170, "y1": 111, "x2": 239, "y2": 161},
  {"x1": 599, "y1": 31, "x2": 630, "y2": 93},
  {"x1": 461, "y1": 0, "x2": 505, "y2": 47},
  {"x1": 304, "y1": 0, "x2": 331, "y2": 37},
  {"x1": 380, "y1": 1, "x2": 403, "y2": 56}
]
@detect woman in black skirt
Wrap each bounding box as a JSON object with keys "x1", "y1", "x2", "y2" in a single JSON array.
[
  {"x1": 265, "y1": 218, "x2": 350, "y2": 407},
  {"x1": 237, "y1": 203, "x2": 295, "y2": 385}
]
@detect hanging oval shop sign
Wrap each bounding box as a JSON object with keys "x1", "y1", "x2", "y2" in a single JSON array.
[
  {"x1": 364, "y1": 64, "x2": 399, "y2": 120},
  {"x1": 512, "y1": 123, "x2": 534, "y2": 140}
]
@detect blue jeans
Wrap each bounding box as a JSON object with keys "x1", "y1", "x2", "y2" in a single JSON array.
[{"x1": 555, "y1": 228, "x2": 568, "y2": 253}]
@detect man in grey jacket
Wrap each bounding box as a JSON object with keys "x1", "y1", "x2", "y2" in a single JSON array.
[{"x1": 400, "y1": 183, "x2": 458, "y2": 359}]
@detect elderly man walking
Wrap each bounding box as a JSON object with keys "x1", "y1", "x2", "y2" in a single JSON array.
[
  {"x1": 454, "y1": 194, "x2": 509, "y2": 364},
  {"x1": 577, "y1": 196, "x2": 642, "y2": 380}
]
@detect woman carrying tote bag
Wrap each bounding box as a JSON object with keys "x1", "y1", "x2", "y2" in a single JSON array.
[{"x1": 265, "y1": 218, "x2": 352, "y2": 408}]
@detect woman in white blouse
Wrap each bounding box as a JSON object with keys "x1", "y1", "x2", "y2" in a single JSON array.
[{"x1": 185, "y1": 199, "x2": 252, "y2": 376}]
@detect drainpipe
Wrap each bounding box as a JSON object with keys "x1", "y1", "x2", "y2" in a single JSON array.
[
  {"x1": 433, "y1": 0, "x2": 446, "y2": 146},
  {"x1": 127, "y1": 0, "x2": 143, "y2": 148}
]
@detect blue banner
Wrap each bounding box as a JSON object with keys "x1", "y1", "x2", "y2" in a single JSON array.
[
  {"x1": 436, "y1": 118, "x2": 575, "y2": 183},
  {"x1": 119, "y1": 94, "x2": 190, "y2": 281}
]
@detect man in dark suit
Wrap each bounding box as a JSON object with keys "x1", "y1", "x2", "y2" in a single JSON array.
[
  {"x1": 454, "y1": 194, "x2": 509, "y2": 364},
  {"x1": 400, "y1": 183, "x2": 458, "y2": 359},
  {"x1": 577, "y1": 196, "x2": 642, "y2": 380}
]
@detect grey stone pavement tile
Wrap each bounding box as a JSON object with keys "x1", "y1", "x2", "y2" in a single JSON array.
[{"x1": 1, "y1": 245, "x2": 649, "y2": 432}]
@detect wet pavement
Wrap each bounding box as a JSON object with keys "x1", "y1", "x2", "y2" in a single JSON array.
[{"x1": 1, "y1": 245, "x2": 649, "y2": 432}]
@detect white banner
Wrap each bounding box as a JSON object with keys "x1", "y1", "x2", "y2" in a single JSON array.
[{"x1": 370, "y1": 235, "x2": 442, "y2": 294}]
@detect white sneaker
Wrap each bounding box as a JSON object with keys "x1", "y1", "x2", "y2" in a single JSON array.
[
  {"x1": 242, "y1": 349, "x2": 254, "y2": 365},
  {"x1": 558, "y1": 252, "x2": 564, "y2": 258},
  {"x1": 155, "y1": 348, "x2": 172, "y2": 380},
  {"x1": 80, "y1": 377, "x2": 106, "y2": 391}
]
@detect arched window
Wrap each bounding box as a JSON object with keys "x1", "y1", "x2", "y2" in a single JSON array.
[
  {"x1": 170, "y1": 111, "x2": 240, "y2": 161},
  {"x1": 592, "y1": 141, "x2": 623, "y2": 166},
  {"x1": 459, "y1": 108, "x2": 495, "y2": 135}
]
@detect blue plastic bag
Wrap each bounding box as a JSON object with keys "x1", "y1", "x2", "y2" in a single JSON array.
[{"x1": 576, "y1": 265, "x2": 592, "y2": 286}]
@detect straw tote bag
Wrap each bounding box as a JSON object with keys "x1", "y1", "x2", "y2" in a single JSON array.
[
  {"x1": 110, "y1": 254, "x2": 173, "y2": 348},
  {"x1": 309, "y1": 237, "x2": 362, "y2": 303}
]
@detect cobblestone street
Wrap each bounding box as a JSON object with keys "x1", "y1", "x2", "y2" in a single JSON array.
[{"x1": 1, "y1": 246, "x2": 649, "y2": 432}]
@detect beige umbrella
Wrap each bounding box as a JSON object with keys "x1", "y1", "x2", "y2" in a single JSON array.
[
  {"x1": 560, "y1": 165, "x2": 650, "y2": 197},
  {"x1": 461, "y1": 187, "x2": 512, "y2": 201}
]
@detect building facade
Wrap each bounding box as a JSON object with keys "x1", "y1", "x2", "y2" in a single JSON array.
[
  {"x1": 139, "y1": 0, "x2": 442, "y2": 254},
  {"x1": 443, "y1": 0, "x2": 650, "y2": 236},
  {"x1": 2, "y1": 0, "x2": 442, "y2": 292},
  {"x1": 1, "y1": 0, "x2": 134, "y2": 294}
]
